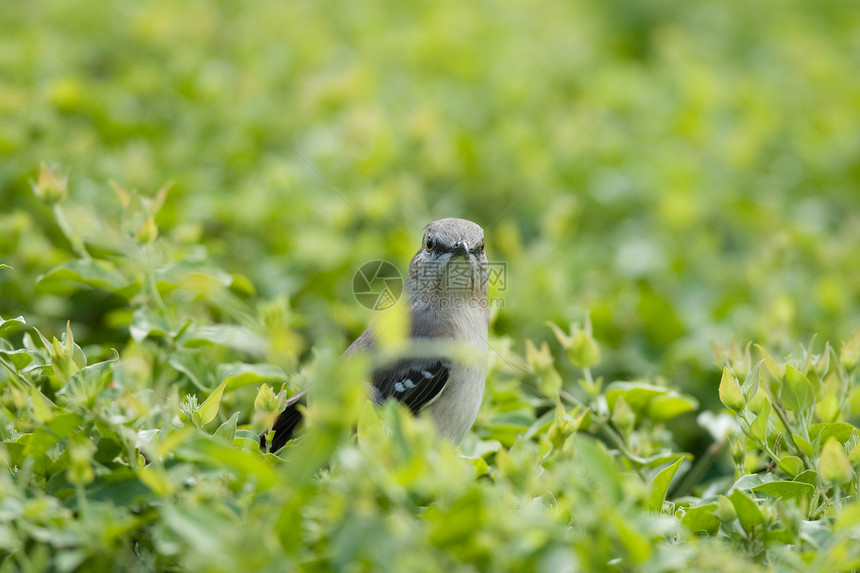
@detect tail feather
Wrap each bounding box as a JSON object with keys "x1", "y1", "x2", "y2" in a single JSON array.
[{"x1": 260, "y1": 391, "x2": 306, "y2": 452}]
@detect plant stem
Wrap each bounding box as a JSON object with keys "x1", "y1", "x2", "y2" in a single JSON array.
[
  {"x1": 671, "y1": 439, "x2": 725, "y2": 498},
  {"x1": 559, "y1": 390, "x2": 583, "y2": 407},
  {"x1": 597, "y1": 420, "x2": 649, "y2": 467},
  {"x1": 770, "y1": 402, "x2": 813, "y2": 469}
]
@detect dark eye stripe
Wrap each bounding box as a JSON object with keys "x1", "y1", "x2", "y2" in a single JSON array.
[{"x1": 424, "y1": 238, "x2": 484, "y2": 254}]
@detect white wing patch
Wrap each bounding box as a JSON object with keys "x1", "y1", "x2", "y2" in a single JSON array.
[
  {"x1": 373, "y1": 359, "x2": 453, "y2": 414},
  {"x1": 394, "y1": 377, "x2": 418, "y2": 394}
]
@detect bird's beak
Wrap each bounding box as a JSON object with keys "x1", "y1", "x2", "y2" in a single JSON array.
[{"x1": 453, "y1": 240, "x2": 470, "y2": 257}]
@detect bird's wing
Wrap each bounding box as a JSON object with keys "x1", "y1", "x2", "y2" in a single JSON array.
[
  {"x1": 266, "y1": 325, "x2": 452, "y2": 450},
  {"x1": 372, "y1": 358, "x2": 452, "y2": 414}
]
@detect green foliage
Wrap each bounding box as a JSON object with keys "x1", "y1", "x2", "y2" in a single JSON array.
[
  {"x1": 2, "y1": 0, "x2": 859, "y2": 570},
  {"x1": 4, "y1": 193, "x2": 859, "y2": 569},
  {"x1": 710, "y1": 340, "x2": 860, "y2": 569}
]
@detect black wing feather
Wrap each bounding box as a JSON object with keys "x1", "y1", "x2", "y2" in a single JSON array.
[{"x1": 372, "y1": 359, "x2": 452, "y2": 414}]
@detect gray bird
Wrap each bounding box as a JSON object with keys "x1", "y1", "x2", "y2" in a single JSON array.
[{"x1": 263, "y1": 218, "x2": 490, "y2": 451}]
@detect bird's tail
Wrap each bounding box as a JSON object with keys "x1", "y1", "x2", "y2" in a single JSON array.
[{"x1": 260, "y1": 391, "x2": 306, "y2": 452}]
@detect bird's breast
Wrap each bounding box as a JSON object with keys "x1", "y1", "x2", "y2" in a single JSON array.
[{"x1": 429, "y1": 362, "x2": 486, "y2": 443}]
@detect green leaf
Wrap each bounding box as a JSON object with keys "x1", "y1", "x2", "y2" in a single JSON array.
[
  {"x1": 647, "y1": 457, "x2": 683, "y2": 512},
  {"x1": 546, "y1": 402, "x2": 569, "y2": 449},
  {"x1": 229, "y1": 273, "x2": 257, "y2": 297},
  {"x1": 0, "y1": 347, "x2": 36, "y2": 370},
  {"x1": 713, "y1": 495, "x2": 737, "y2": 523},
  {"x1": 809, "y1": 422, "x2": 857, "y2": 446},
  {"x1": 67, "y1": 436, "x2": 95, "y2": 485},
  {"x1": 169, "y1": 353, "x2": 211, "y2": 391},
  {"x1": 36, "y1": 259, "x2": 139, "y2": 297},
  {"x1": 51, "y1": 336, "x2": 80, "y2": 384},
  {"x1": 794, "y1": 470, "x2": 819, "y2": 485},
  {"x1": 357, "y1": 400, "x2": 384, "y2": 444},
  {"x1": 728, "y1": 489, "x2": 765, "y2": 534},
  {"x1": 134, "y1": 216, "x2": 158, "y2": 243},
  {"x1": 537, "y1": 367, "x2": 562, "y2": 398},
  {"x1": 47, "y1": 413, "x2": 84, "y2": 437},
  {"x1": 611, "y1": 396, "x2": 635, "y2": 434},
  {"x1": 234, "y1": 429, "x2": 263, "y2": 450},
  {"x1": 849, "y1": 441, "x2": 860, "y2": 465},
  {"x1": 93, "y1": 438, "x2": 122, "y2": 464},
  {"x1": 719, "y1": 366, "x2": 745, "y2": 411},
  {"x1": 605, "y1": 381, "x2": 698, "y2": 422},
  {"x1": 138, "y1": 467, "x2": 174, "y2": 496},
  {"x1": 834, "y1": 503, "x2": 860, "y2": 531},
  {"x1": 254, "y1": 383, "x2": 284, "y2": 415},
  {"x1": 547, "y1": 320, "x2": 601, "y2": 368},
  {"x1": 819, "y1": 437, "x2": 852, "y2": 485},
  {"x1": 21, "y1": 431, "x2": 60, "y2": 458},
  {"x1": 849, "y1": 387, "x2": 860, "y2": 416},
  {"x1": 427, "y1": 486, "x2": 486, "y2": 547},
  {"x1": 574, "y1": 435, "x2": 624, "y2": 503},
  {"x1": 129, "y1": 307, "x2": 176, "y2": 342},
  {"x1": 755, "y1": 344, "x2": 785, "y2": 380},
  {"x1": 800, "y1": 519, "x2": 833, "y2": 551},
  {"x1": 525, "y1": 339, "x2": 554, "y2": 371},
  {"x1": 0, "y1": 315, "x2": 25, "y2": 337},
  {"x1": 749, "y1": 397, "x2": 770, "y2": 441},
  {"x1": 174, "y1": 434, "x2": 278, "y2": 490},
  {"x1": 793, "y1": 434, "x2": 814, "y2": 458},
  {"x1": 806, "y1": 364, "x2": 825, "y2": 401},
  {"x1": 680, "y1": 504, "x2": 720, "y2": 535},
  {"x1": 778, "y1": 456, "x2": 804, "y2": 478},
  {"x1": 731, "y1": 473, "x2": 765, "y2": 491},
  {"x1": 463, "y1": 455, "x2": 489, "y2": 477},
  {"x1": 752, "y1": 481, "x2": 814, "y2": 504},
  {"x1": 214, "y1": 362, "x2": 287, "y2": 390},
  {"x1": 781, "y1": 364, "x2": 813, "y2": 413},
  {"x1": 815, "y1": 393, "x2": 840, "y2": 423},
  {"x1": 763, "y1": 529, "x2": 794, "y2": 545},
  {"x1": 192, "y1": 375, "x2": 231, "y2": 427},
  {"x1": 641, "y1": 452, "x2": 693, "y2": 469},
  {"x1": 646, "y1": 393, "x2": 698, "y2": 422},
  {"x1": 741, "y1": 360, "x2": 762, "y2": 402},
  {"x1": 568, "y1": 330, "x2": 601, "y2": 369},
  {"x1": 611, "y1": 513, "x2": 651, "y2": 563},
  {"x1": 160, "y1": 505, "x2": 221, "y2": 556},
  {"x1": 179, "y1": 324, "x2": 266, "y2": 355},
  {"x1": 58, "y1": 359, "x2": 114, "y2": 409},
  {"x1": 486, "y1": 412, "x2": 533, "y2": 447},
  {"x1": 29, "y1": 386, "x2": 56, "y2": 423},
  {"x1": 214, "y1": 412, "x2": 239, "y2": 443}
]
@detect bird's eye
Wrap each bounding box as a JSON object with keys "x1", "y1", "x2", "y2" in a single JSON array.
[
  {"x1": 480, "y1": 241, "x2": 485, "y2": 253},
  {"x1": 425, "y1": 237, "x2": 435, "y2": 252}
]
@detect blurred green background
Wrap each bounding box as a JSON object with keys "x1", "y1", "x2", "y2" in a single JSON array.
[{"x1": 2, "y1": 0, "x2": 859, "y2": 420}]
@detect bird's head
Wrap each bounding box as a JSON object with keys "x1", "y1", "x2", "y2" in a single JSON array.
[{"x1": 407, "y1": 218, "x2": 489, "y2": 301}]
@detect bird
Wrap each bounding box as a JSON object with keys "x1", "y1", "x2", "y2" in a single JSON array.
[{"x1": 262, "y1": 218, "x2": 490, "y2": 452}]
